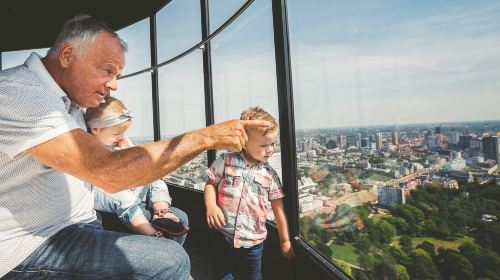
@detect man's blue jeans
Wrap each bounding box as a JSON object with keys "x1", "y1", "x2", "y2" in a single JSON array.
[{"x1": 2, "y1": 221, "x2": 190, "y2": 279}]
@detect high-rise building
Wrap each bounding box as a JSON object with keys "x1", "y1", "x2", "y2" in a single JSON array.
[
  {"x1": 459, "y1": 135, "x2": 473, "y2": 150},
  {"x1": 435, "y1": 126, "x2": 441, "y2": 135},
  {"x1": 471, "y1": 138, "x2": 483, "y2": 149},
  {"x1": 482, "y1": 136, "x2": 500, "y2": 164},
  {"x1": 448, "y1": 131, "x2": 462, "y2": 145},
  {"x1": 378, "y1": 186, "x2": 406, "y2": 207},
  {"x1": 375, "y1": 132, "x2": 383, "y2": 150},
  {"x1": 361, "y1": 137, "x2": 369, "y2": 147},
  {"x1": 392, "y1": 130, "x2": 399, "y2": 145},
  {"x1": 338, "y1": 134, "x2": 346, "y2": 150},
  {"x1": 435, "y1": 133, "x2": 443, "y2": 147},
  {"x1": 355, "y1": 133, "x2": 362, "y2": 148}
]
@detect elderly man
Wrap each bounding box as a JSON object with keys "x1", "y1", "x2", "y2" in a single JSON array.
[{"x1": 0, "y1": 15, "x2": 269, "y2": 279}]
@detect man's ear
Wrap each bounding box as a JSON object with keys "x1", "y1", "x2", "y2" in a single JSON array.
[{"x1": 59, "y1": 43, "x2": 76, "y2": 68}]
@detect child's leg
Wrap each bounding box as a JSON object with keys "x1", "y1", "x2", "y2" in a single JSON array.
[
  {"x1": 233, "y1": 243, "x2": 264, "y2": 280},
  {"x1": 127, "y1": 214, "x2": 159, "y2": 236},
  {"x1": 212, "y1": 231, "x2": 235, "y2": 280},
  {"x1": 169, "y1": 207, "x2": 189, "y2": 245}
]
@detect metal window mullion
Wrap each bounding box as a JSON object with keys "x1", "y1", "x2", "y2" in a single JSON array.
[
  {"x1": 150, "y1": 14, "x2": 161, "y2": 141},
  {"x1": 271, "y1": 0, "x2": 299, "y2": 239},
  {"x1": 201, "y1": 0, "x2": 216, "y2": 166}
]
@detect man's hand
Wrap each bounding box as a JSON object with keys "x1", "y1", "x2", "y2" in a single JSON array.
[
  {"x1": 206, "y1": 204, "x2": 226, "y2": 229},
  {"x1": 204, "y1": 119, "x2": 271, "y2": 152}
]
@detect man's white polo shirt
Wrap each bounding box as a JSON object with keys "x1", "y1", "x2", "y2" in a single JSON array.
[{"x1": 0, "y1": 53, "x2": 96, "y2": 277}]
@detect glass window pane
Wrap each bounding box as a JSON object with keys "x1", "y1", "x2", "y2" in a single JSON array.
[
  {"x1": 1, "y1": 48, "x2": 49, "y2": 69},
  {"x1": 289, "y1": 1, "x2": 500, "y2": 278},
  {"x1": 156, "y1": 0, "x2": 201, "y2": 63},
  {"x1": 211, "y1": 0, "x2": 278, "y2": 126},
  {"x1": 208, "y1": 0, "x2": 246, "y2": 33},
  {"x1": 113, "y1": 72, "x2": 154, "y2": 144},
  {"x1": 158, "y1": 51, "x2": 207, "y2": 189},
  {"x1": 117, "y1": 18, "x2": 151, "y2": 75},
  {"x1": 211, "y1": 0, "x2": 282, "y2": 220}
]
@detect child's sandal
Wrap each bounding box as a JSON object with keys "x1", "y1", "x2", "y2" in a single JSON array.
[
  {"x1": 151, "y1": 208, "x2": 190, "y2": 237},
  {"x1": 151, "y1": 230, "x2": 164, "y2": 238}
]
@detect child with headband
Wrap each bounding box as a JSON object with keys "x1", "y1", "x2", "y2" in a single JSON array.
[{"x1": 85, "y1": 96, "x2": 189, "y2": 243}]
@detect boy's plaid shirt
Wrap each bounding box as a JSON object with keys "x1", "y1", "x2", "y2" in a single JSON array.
[{"x1": 207, "y1": 152, "x2": 284, "y2": 248}]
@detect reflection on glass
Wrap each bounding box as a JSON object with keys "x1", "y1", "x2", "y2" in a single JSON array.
[
  {"x1": 117, "y1": 18, "x2": 151, "y2": 75},
  {"x1": 113, "y1": 72, "x2": 154, "y2": 144},
  {"x1": 156, "y1": 0, "x2": 201, "y2": 63},
  {"x1": 289, "y1": 1, "x2": 500, "y2": 279},
  {"x1": 1, "y1": 48, "x2": 49, "y2": 69},
  {"x1": 158, "y1": 51, "x2": 207, "y2": 186}
]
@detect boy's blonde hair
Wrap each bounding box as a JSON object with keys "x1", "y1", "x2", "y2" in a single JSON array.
[
  {"x1": 85, "y1": 96, "x2": 131, "y2": 131},
  {"x1": 240, "y1": 107, "x2": 278, "y2": 135}
]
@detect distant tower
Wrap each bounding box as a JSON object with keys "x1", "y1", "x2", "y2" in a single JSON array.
[
  {"x1": 361, "y1": 137, "x2": 369, "y2": 147},
  {"x1": 459, "y1": 135, "x2": 473, "y2": 150},
  {"x1": 483, "y1": 136, "x2": 500, "y2": 163},
  {"x1": 448, "y1": 131, "x2": 462, "y2": 145},
  {"x1": 392, "y1": 130, "x2": 399, "y2": 145},
  {"x1": 376, "y1": 132, "x2": 383, "y2": 150},
  {"x1": 338, "y1": 134, "x2": 346, "y2": 150},
  {"x1": 355, "y1": 133, "x2": 362, "y2": 148}
]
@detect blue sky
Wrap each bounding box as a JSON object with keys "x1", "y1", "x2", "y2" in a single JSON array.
[
  {"x1": 288, "y1": 0, "x2": 500, "y2": 129},
  {"x1": 2, "y1": 0, "x2": 500, "y2": 137}
]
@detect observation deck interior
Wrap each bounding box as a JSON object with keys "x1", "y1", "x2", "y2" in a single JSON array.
[{"x1": 2, "y1": 1, "x2": 500, "y2": 280}]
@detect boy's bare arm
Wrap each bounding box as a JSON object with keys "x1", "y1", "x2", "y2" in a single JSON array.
[
  {"x1": 204, "y1": 179, "x2": 225, "y2": 229},
  {"x1": 27, "y1": 119, "x2": 269, "y2": 193},
  {"x1": 271, "y1": 198, "x2": 295, "y2": 259}
]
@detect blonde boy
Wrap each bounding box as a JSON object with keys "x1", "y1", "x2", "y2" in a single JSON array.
[{"x1": 204, "y1": 107, "x2": 294, "y2": 279}]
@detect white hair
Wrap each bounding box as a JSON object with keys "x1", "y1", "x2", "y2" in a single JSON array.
[{"x1": 47, "y1": 14, "x2": 128, "y2": 58}]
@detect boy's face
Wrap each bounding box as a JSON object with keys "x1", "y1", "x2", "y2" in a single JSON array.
[
  {"x1": 91, "y1": 122, "x2": 129, "y2": 147},
  {"x1": 243, "y1": 129, "x2": 278, "y2": 164}
]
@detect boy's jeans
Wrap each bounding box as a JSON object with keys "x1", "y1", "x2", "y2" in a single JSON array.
[
  {"x1": 214, "y1": 232, "x2": 264, "y2": 280},
  {"x1": 2, "y1": 221, "x2": 190, "y2": 280}
]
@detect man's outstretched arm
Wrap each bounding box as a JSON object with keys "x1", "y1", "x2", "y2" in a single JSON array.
[{"x1": 27, "y1": 119, "x2": 270, "y2": 193}]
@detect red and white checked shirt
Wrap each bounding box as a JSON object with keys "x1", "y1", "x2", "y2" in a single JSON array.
[{"x1": 207, "y1": 152, "x2": 284, "y2": 248}]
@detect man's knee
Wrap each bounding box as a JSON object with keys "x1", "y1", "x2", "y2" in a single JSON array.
[{"x1": 149, "y1": 239, "x2": 190, "y2": 278}]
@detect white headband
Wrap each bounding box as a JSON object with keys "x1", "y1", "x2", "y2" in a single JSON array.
[{"x1": 86, "y1": 109, "x2": 134, "y2": 128}]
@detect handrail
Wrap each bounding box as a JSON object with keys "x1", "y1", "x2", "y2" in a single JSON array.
[{"x1": 119, "y1": 0, "x2": 255, "y2": 80}]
